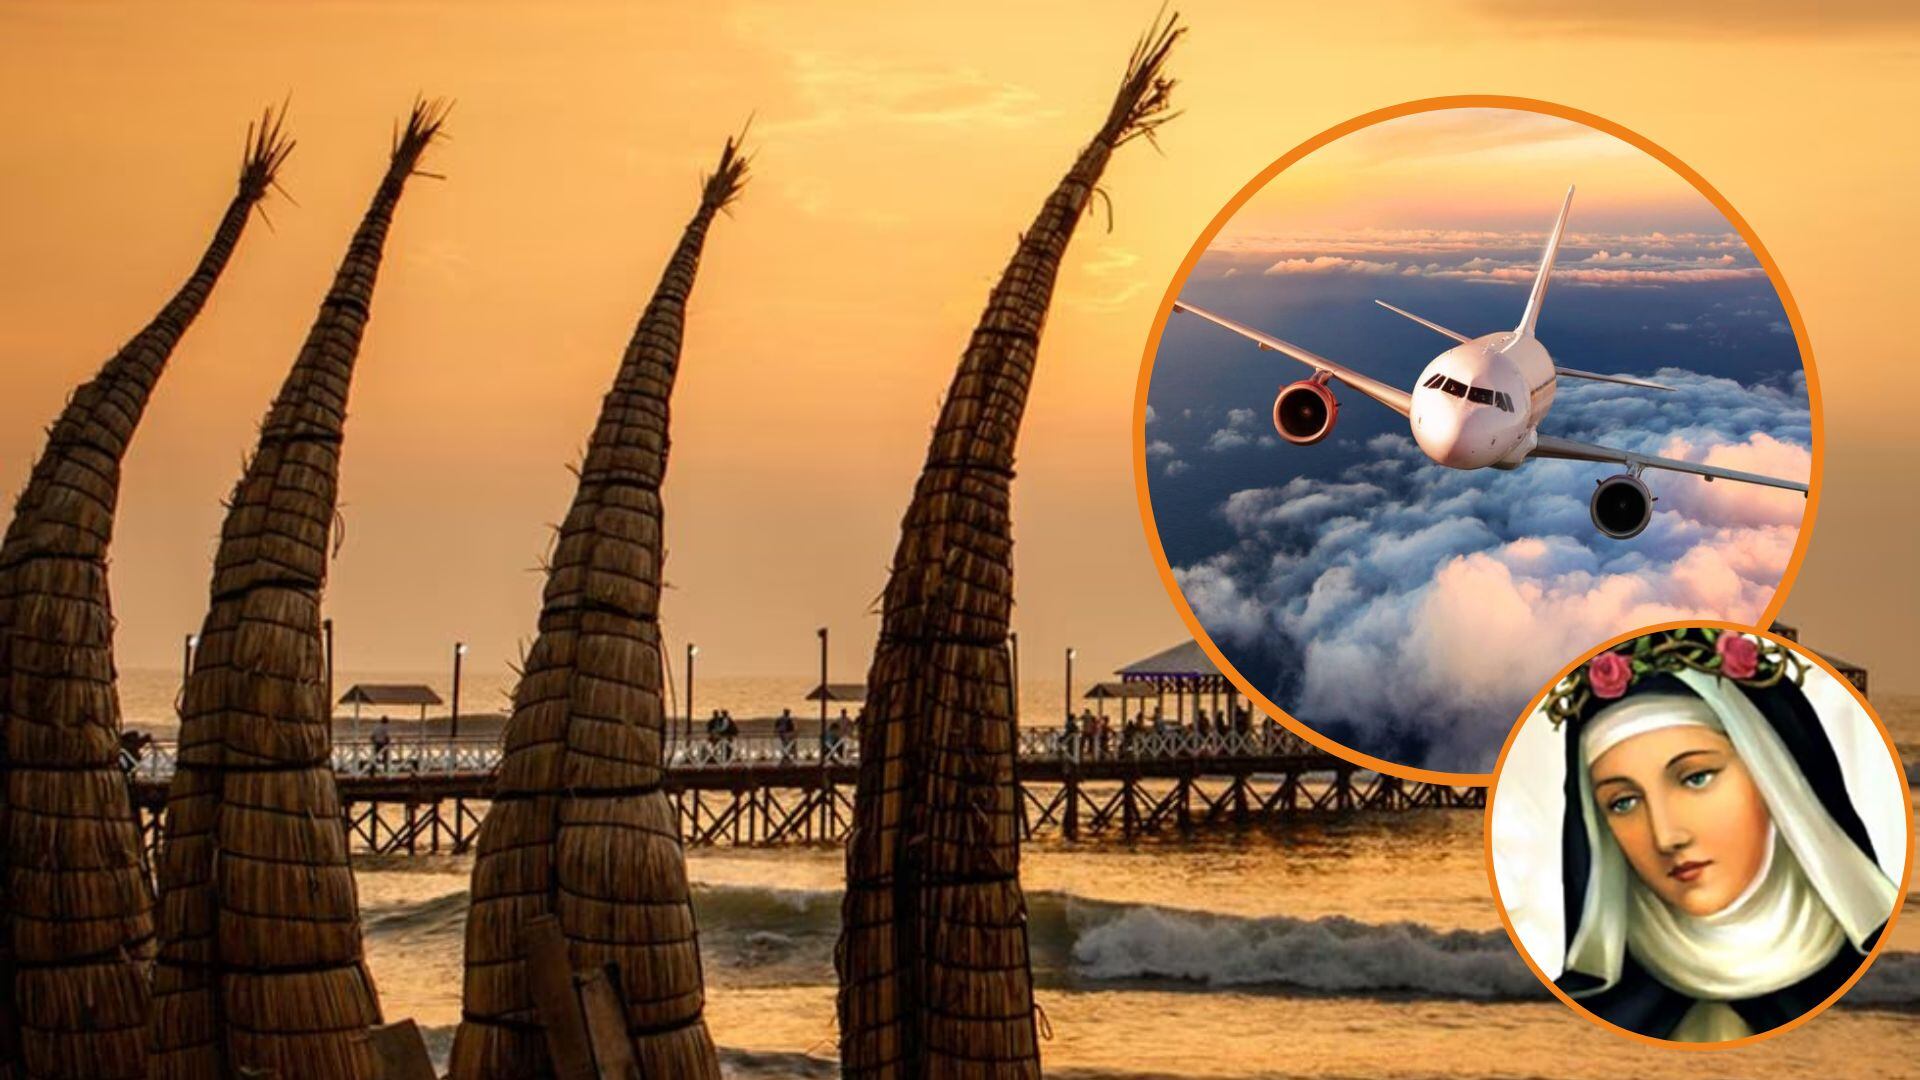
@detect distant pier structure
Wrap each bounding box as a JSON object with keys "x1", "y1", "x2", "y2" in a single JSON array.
[
  {"x1": 1769, "y1": 621, "x2": 1868, "y2": 697},
  {"x1": 117, "y1": 631, "x2": 1868, "y2": 859},
  {"x1": 120, "y1": 636, "x2": 1484, "y2": 858}
]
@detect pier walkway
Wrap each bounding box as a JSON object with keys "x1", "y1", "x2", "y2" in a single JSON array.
[{"x1": 124, "y1": 726, "x2": 1483, "y2": 854}]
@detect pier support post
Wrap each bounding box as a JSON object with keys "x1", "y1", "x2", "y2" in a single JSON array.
[{"x1": 1062, "y1": 767, "x2": 1080, "y2": 841}]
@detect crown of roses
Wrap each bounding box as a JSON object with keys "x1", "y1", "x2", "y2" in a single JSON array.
[{"x1": 1545, "y1": 627, "x2": 1804, "y2": 729}]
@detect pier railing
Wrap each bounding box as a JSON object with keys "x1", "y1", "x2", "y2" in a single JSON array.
[
  {"x1": 127, "y1": 723, "x2": 1319, "y2": 781},
  {"x1": 123, "y1": 723, "x2": 1478, "y2": 854}
]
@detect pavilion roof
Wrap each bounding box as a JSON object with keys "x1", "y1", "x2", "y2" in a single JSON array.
[{"x1": 338, "y1": 683, "x2": 444, "y2": 707}]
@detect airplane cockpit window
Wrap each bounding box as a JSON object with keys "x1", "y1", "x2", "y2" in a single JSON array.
[{"x1": 1419, "y1": 374, "x2": 1512, "y2": 410}]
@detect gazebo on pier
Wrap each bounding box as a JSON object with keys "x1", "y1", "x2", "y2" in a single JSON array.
[
  {"x1": 337, "y1": 683, "x2": 444, "y2": 739},
  {"x1": 805, "y1": 683, "x2": 868, "y2": 704},
  {"x1": 338, "y1": 683, "x2": 442, "y2": 717},
  {"x1": 1080, "y1": 681, "x2": 1157, "y2": 719},
  {"x1": 1115, "y1": 641, "x2": 1247, "y2": 727}
]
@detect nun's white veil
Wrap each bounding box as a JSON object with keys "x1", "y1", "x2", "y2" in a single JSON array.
[{"x1": 1561, "y1": 668, "x2": 1899, "y2": 1002}]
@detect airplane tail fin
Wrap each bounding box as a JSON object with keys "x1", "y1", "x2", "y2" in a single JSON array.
[
  {"x1": 1515, "y1": 185, "x2": 1574, "y2": 341},
  {"x1": 1374, "y1": 300, "x2": 1469, "y2": 344}
]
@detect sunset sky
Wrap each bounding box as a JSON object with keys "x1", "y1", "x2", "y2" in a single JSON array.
[{"x1": 1, "y1": 1, "x2": 1915, "y2": 701}]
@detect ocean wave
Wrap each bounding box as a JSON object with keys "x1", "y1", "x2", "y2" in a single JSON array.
[
  {"x1": 361, "y1": 879, "x2": 1920, "y2": 1007},
  {"x1": 363, "y1": 888, "x2": 472, "y2": 943},
  {"x1": 1067, "y1": 904, "x2": 1538, "y2": 998},
  {"x1": 1848, "y1": 950, "x2": 1920, "y2": 1008}
]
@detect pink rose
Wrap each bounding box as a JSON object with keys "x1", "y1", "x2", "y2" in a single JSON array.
[
  {"x1": 1588, "y1": 651, "x2": 1632, "y2": 699},
  {"x1": 1717, "y1": 633, "x2": 1760, "y2": 679}
]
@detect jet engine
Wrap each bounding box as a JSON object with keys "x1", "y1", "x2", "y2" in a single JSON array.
[
  {"x1": 1272, "y1": 377, "x2": 1338, "y2": 445},
  {"x1": 1590, "y1": 474, "x2": 1654, "y2": 539}
]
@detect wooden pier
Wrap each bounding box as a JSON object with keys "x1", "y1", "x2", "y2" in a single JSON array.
[{"x1": 124, "y1": 730, "x2": 1483, "y2": 858}]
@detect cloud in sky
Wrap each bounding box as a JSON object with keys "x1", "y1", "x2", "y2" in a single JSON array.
[
  {"x1": 763, "y1": 53, "x2": 1056, "y2": 136},
  {"x1": 1165, "y1": 370, "x2": 1809, "y2": 772},
  {"x1": 1474, "y1": 0, "x2": 1920, "y2": 38},
  {"x1": 1208, "y1": 230, "x2": 1759, "y2": 288},
  {"x1": 1427, "y1": 266, "x2": 1765, "y2": 286},
  {"x1": 1205, "y1": 407, "x2": 1265, "y2": 452},
  {"x1": 1265, "y1": 256, "x2": 1402, "y2": 275}
]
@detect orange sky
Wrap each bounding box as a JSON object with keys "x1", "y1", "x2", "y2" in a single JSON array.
[
  {"x1": 1214, "y1": 108, "x2": 1727, "y2": 236},
  {"x1": 1, "y1": 1, "x2": 1915, "y2": 693}
]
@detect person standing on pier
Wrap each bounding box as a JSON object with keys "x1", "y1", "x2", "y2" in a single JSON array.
[
  {"x1": 372, "y1": 716, "x2": 393, "y2": 774},
  {"x1": 776, "y1": 708, "x2": 797, "y2": 762}
]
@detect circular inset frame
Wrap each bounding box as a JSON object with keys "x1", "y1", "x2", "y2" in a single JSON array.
[
  {"x1": 1131, "y1": 95, "x2": 1825, "y2": 786},
  {"x1": 1482, "y1": 620, "x2": 1910, "y2": 1048}
]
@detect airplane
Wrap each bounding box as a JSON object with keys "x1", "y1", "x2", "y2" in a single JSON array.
[{"x1": 1168, "y1": 186, "x2": 1808, "y2": 539}]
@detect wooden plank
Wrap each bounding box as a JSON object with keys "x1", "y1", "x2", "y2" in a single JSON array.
[
  {"x1": 523, "y1": 915, "x2": 599, "y2": 1080},
  {"x1": 369, "y1": 1019, "x2": 438, "y2": 1080},
  {"x1": 579, "y1": 967, "x2": 642, "y2": 1080}
]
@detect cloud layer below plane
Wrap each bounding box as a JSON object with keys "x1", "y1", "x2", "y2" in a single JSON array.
[{"x1": 1170, "y1": 370, "x2": 1810, "y2": 773}]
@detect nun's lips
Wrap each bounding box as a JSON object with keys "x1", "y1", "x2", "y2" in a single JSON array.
[{"x1": 1668, "y1": 859, "x2": 1712, "y2": 883}]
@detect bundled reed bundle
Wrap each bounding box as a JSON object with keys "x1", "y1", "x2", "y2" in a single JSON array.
[
  {"x1": 144, "y1": 101, "x2": 446, "y2": 1080},
  {"x1": 835, "y1": 17, "x2": 1181, "y2": 1078},
  {"x1": 0, "y1": 110, "x2": 291, "y2": 1080},
  {"x1": 447, "y1": 136, "x2": 746, "y2": 1080}
]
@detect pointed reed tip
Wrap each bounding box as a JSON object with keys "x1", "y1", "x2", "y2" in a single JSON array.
[
  {"x1": 701, "y1": 125, "x2": 753, "y2": 212},
  {"x1": 1104, "y1": 6, "x2": 1185, "y2": 150},
  {"x1": 393, "y1": 95, "x2": 453, "y2": 166},
  {"x1": 239, "y1": 100, "x2": 295, "y2": 202}
]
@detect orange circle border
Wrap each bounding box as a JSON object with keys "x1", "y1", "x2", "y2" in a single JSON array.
[
  {"x1": 1129, "y1": 95, "x2": 1824, "y2": 787},
  {"x1": 1480, "y1": 619, "x2": 1913, "y2": 1049}
]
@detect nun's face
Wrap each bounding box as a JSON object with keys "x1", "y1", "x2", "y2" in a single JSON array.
[{"x1": 1589, "y1": 725, "x2": 1773, "y2": 916}]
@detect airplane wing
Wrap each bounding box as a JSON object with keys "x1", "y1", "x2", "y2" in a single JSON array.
[
  {"x1": 1554, "y1": 366, "x2": 1674, "y2": 392},
  {"x1": 1172, "y1": 300, "x2": 1413, "y2": 418},
  {"x1": 1529, "y1": 434, "x2": 1808, "y2": 494}
]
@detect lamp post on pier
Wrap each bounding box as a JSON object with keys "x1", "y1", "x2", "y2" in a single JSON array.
[
  {"x1": 816, "y1": 627, "x2": 829, "y2": 761},
  {"x1": 323, "y1": 618, "x2": 338, "y2": 737},
  {"x1": 181, "y1": 632, "x2": 198, "y2": 694},
  {"x1": 685, "y1": 643, "x2": 699, "y2": 757},
  {"x1": 1008, "y1": 631, "x2": 1020, "y2": 725},
  {"x1": 1065, "y1": 647, "x2": 1076, "y2": 724},
  {"x1": 450, "y1": 641, "x2": 467, "y2": 740}
]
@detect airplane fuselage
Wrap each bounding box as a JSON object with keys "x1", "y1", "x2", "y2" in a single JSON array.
[{"x1": 1408, "y1": 332, "x2": 1555, "y2": 470}]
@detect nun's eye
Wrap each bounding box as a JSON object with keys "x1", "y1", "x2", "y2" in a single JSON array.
[
  {"x1": 1605, "y1": 794, "x2": 1640, "y2": 815},
  {"x1": 1681, "y1": 769, "x2": 1719, "y2": 790}
]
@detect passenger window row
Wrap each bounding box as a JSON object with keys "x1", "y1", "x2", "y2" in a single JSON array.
[{"x1": 1421, "y1": 373, "x2": 1513, "y2": 412}]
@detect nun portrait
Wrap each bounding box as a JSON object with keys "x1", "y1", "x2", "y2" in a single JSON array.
[{"x1": 1490, "y1": 627, "x2": 1910, "y2": 1044}]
